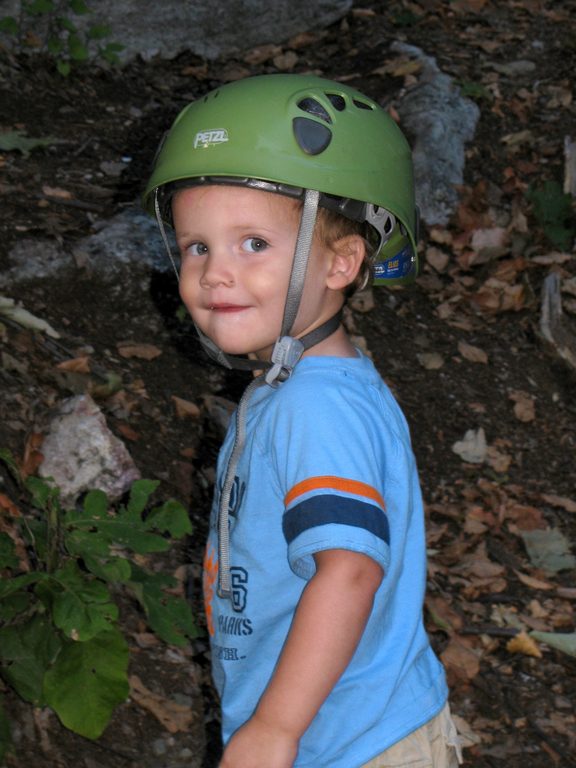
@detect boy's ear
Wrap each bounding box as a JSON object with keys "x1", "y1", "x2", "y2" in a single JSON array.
[{"x1": 326, "y1": 235, "x2": 366, "y2": 291}]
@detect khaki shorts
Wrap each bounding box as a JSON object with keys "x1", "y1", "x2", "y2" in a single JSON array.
[{"x1": 361, "y1": 703, "x2": 463, "y2": 768}]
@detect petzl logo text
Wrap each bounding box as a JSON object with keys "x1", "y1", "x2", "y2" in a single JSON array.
[{"x1": 194, "y1": 128, "x2": 229, "y2": 149}]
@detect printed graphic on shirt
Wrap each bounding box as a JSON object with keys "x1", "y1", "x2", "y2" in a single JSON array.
[
  {"x1": 283, "y1": 475, "x2": 390, "y2": 545},
  {"x1": 203, "y1": 544, "x2": 218, "y2": 637}
]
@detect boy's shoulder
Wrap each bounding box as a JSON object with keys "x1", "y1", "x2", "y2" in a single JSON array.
[{"x1": 262, "y1": 353, "x2": 400, "y2": 423}]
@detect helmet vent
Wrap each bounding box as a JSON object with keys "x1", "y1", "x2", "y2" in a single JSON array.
[
  {"x1": 293, "y1": 117, "x2": 332, "y2": 155},
  {"x1": 297, "y1": 98, "x2": 332, "y2": 124},
  {"x1": 327, "y1": 93, "x2": 346, "y2": 111},
  {"x1": 353, "y1": 99, "x2": 374, "y2": 111}
]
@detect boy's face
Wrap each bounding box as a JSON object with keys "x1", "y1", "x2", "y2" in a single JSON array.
[{"x1": 173, "y1": 185, "x2": 342, "y2": 360}]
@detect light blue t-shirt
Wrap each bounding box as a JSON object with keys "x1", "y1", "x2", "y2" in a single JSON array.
[{"x1": 203, "y1": 353, "x2": 448, "y2": 767}]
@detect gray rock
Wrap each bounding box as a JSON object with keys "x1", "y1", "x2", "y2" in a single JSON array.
[
  {"x1": 0, "y1": 238, "x2": 72, "y2": 288},
  {"x1": 78, "y1": 207, "x2": 179, "y2": 276},
  {"x1": 39, "y1": 394, "x2": 141, "y2": 506},
  {"x1": 0, "y1": 0, "x2": 352, "y2": 62},
  {"x1": 392, "y1": 42, "x2": 480, "y2": 227}
]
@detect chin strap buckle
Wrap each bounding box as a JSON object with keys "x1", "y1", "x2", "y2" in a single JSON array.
[{"x1": 265, "y1": 336, "x2": 305, "y2": 387}]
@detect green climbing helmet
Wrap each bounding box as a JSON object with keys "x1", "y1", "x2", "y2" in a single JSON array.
[{"x1": 144, "y1": 74, "x2": 419, "y2": 285}]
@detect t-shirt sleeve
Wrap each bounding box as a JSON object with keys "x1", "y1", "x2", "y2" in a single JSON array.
[{"x1": 268, "y1": 379, "x2": 406, "y2": 580}]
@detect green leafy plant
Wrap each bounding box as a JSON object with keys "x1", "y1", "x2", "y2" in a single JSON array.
[
  {"x1": 0, "y1": 0, "x2": 123, "y2": 75},
  {"x1": 0, "y1": 449, "x2": 198, "y2": 762},
  {"x1": 526, "y1": 179, "x2": 575, "y2": 251},
  {"x1": 457, "y1": 80, "x2": 492, "y2": 103}
]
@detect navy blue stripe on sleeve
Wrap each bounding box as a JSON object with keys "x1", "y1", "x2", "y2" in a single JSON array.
[{"x1": 283, "y1": 495, "x2": 390, "y2": 545}]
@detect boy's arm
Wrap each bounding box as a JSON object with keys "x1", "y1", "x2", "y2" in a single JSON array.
[{"x1": 219, "y1": 548, "x2": 384, "y2": 768}]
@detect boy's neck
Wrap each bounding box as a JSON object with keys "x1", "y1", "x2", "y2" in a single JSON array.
[{"x1": 300, "y1": 324, "x2": 358, "y2": 359}]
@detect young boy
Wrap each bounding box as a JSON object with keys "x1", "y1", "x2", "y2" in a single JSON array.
[{"x1": 144, "y1": 74, "x2": 461, "y2": 768}]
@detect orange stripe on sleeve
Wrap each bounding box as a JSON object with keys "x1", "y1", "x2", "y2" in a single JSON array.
[{"x1": 285, "y1": 475, "x2": 385, "y2": 509}]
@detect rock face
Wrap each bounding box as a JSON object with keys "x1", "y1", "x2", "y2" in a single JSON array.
[
  {"x1": 393, "y1": 42, "x2": 480, "y2": 227},
  {"x1": 39, "y1": 394, "x2": 141, "y2": 507},
  {"x1": 1, "y1": 0, "x2": 352, "y2": 61}
]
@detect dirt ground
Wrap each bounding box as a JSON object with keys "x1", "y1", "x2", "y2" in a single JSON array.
[{"x1": 1, "y1": 1, "x2": 575, "y2": 766}]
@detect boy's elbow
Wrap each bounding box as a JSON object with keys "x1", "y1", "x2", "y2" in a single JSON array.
[{"x1": 314, "y1": 549, "x2": 384, "y2": 596}]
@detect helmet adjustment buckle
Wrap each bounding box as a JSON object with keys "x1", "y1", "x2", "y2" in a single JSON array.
[{"x1": 265, "y1": 336, "x2": 306, "y2": 387}]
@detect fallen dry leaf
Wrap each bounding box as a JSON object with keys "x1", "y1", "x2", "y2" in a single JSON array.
[
  {"x1": 20, "y1": 432, "x2": 44, "y2": 479},
  {"x1": 503, "y1": 502, "x2": 545, "y2": 531},
  {"x1": 506, "y1": 631, "x2": 542, "y2": 658},
  {"x1": 458, "y1": 341, "x2": 488, "y2": 364},
  {"x1": 172, "y1": 396, "x2": 201, "y2": 420},
  {"x1": 509, "y1": 390, "x2": 535, "y2": 422},
  {"x1": 417, "y1": 352, "x2": 444, "y2": 370},
  {"x1": 116, "y1": 422, "x2": 140, "y2": 442},
  {"x1": 117, "y1": 343, "x2": 162, "y2": 361},
  {"x1": 530, "y1": 252, "x2": 573, "y2": 265},
  {"x1": 56, "y1": 355, "x2": 91, "y2": 374},
  {"x1": 425, "y1": 246, "x2": 450, "y2": 273},
  {"x1": 0, "y1": 492, "x2": 21, "y2": 517},
  {"x1": 425, "y1": 595, "x2": 463, "y2": 634},
  {"x1": 42, "y1": 184, "x2": 72, "y2": 199},
  {"x1": 129, "y1": 674, "x2": 194, "y2": 734},
  {"x1": 452, "y1": 428, "x2": 487, "y2": 464},
  {"x1": 486, "y1": 445, "x2": 512, "y2": 473},
  {"x1": 514, "y1": 570, "x2": 554, "y2": 590},
  {"x1": 272, "y1": 50, "x2": 298, "y2": 71},
  {"x1": 372, "y1": 57, "x2": 423, "y2": 78},
  {"x1": 242, "y1": 43, "x2": 282, "y2": 65},
  {"x1": 470, "y1": 279, "x2": 526, "y2": 314},
  {"x1": 541, "y1": 493, "x2": 576, "y2": 513},
  {"x1": 441, "y1": 635, "x2": 482, "y2": 684}
]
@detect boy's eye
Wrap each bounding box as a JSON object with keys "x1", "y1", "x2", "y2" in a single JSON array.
[
  {"x1": 242, "y1": 237, "x2": 269, "y2": 253},
  {"x1": 186, "y1": 242, "x2": 208, "y2": 257}
]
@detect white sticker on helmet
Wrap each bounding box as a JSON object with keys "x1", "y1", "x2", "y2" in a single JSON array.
[{"x1": 193, "y1": 128, "x2": 229, "y2": 149}]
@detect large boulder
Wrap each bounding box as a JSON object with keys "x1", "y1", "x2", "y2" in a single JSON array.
[{"x1": 1, "y1": 0, "x2": 352, "y2": 61}]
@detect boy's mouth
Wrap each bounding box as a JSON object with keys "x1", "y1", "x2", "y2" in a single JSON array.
[{"x1": 208, "y1": 303, "x2": 249, "y2": 313}]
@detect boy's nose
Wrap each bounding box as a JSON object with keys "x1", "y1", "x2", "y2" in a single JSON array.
[{"x1": 199, "y1": 250, "x2": 235, "y2": 288}]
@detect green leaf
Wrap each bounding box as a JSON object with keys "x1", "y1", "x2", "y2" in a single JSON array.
[
  {"x1": 0, "y1": 131, "x2": 56, "y2": 157},
  {"x1": 64, "y1": 528, "x2": 110, "y2": 558},
  {"x1": 43, "y1": 628, "x2": 129, "y2": 739},
  {"x1": 526, "y1": 180, "x2": 575, "y2": 249},
  {"x1": 146, "y1": 499, "x2": 192, "y2": 538},
  {"x1": 82, "y1": 489, "x2": 108, "y2": 519},
  {"x1": 96, "y1": 519, "x2": 168, "y2": 552},
  {"x1": 56, "y1": 15, "x2": 76, "y2": 32},
  {"x1": 0, "y1": 572, "x2": 42, "y2": 600},
  {"x1": 57, "y1": 60, "x2": 72, "y2": 77},
  {"x1": 87, "y1": 23, "x2": 111, "y2": 40},
  {"x1": 0, "y1": 16, "x2": 19, "y2": 35},
  {"x1": 27, "y1": 0, "x2": 55, "y2": 14},
  {"x1": 0, "y1": 591, "x2": 31, "y2": 622},
  {"x1": 127, "y1": 479, "x2": 159, "y2": 515},
  {"x1": 83, "y1": 554, "x2": 131, "y2": 583},
  {"x1": 0, "y1": 449, "x2": 22, "y2": 484},
  {"x1": 63, "y1": 479, "x2": 177, "y2": 554},
  {"x1": 129, "y1": 566, "x2": 199, "y2": 646},
  {"x1": 530, "y1": 631, "x2": 576, "y2": 658},
  {"x1": 50, "y1": 560, "x2": 117, "y2": 640},
  {"x1": 0, "y1": 696, "x2": 12, "y2": 765},
  {"x1": 25, "y1": 476, "x2": 59, "y2": 510},
  {"x1": 458, "y1": 80, "x2": 492, "y2": 102},
  {"x1": 138, "y1": 586, "x2": 199, "y2": 646},
  {"x1": 68, "y1": 33, "x2": 89, "y2": 61},
  {"x1": 0, "y1": 533, "x2": 19, "y2": 569},
  {"x1": 68, "y1": 0, "x2": 89, "y2": 14},
  {"x1": 47, "y1": 36, "x2": 64, "y2": 55},
  {"x1": 0, "y1": 615, "x2": 61, "y2": 704}
]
